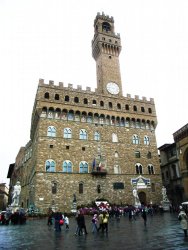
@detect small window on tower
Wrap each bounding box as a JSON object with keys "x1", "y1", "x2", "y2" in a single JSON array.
[
  {"x1": 102, "y1": 22, "x2": 111, "y2": 32},
  {"x1": 109, "y1": 56, "x2": 112, "y2": 59}
]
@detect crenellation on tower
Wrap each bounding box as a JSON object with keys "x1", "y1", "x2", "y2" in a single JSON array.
[
  {"x1": 49, "y1": 80, "x2": 54, "y2": 85},
  {"x1": 59, "y1": 82, "x2": 64, "y2": 88},
  {"x1": 77, "y1": 85, "x2": 82, "y2": 90},
  {"x1": 68, "y1": 83, "x2": 73, "y2": 89},
  {"x1": 39, "y1": 78, "x2": 44, "y2": 85}
]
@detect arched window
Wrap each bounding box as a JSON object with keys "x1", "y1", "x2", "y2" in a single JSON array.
[
  {"x1": 65, "y1": 95, "x2": 69, "y2": 102},
  {"x1": 148, "y1": 108, "x2": 152, "y2": 114},
  {"x1": 135, "y1": 163, "x2": 143, "y2": 174},
  {"x1": 117, "y1": 103, "x2": 121, "y2": 109},
  {"x1": 114, "y1": 165, "x2": 121, "y2": 174},
  {"x1": 148, "y1": 164, "x2": 154, "y2": 174},
  {"x1": 48, "y1": 108, "x2": 54, "y2": 118},
  {"x1": 62, "y1": 160, "x2": 72, "y2": 173},
  {"x1": 92, "y1": 100, "x2": 97, "y2": 105},
  {"x1": 144, "y1": 136, "x2": 150, "y2": 145},
  {"x1": 132, "y1": 134, "x2": 139, "y2": 144},
  {"x1": 55, "y1": 94, "x2": 59, "y2": 100},
  {"x1": 79, "y1": 129, "x2": 87, "y2": 140},
  {"x1": 100, "y1": 101, "x2": 104, "y2": 107},
  {"x1": 55, "y1": 108, "x2": 61, "y2": 119},
  {"x1": 94, "y1": 131, "x2": 100, "y2": 141},
  {"x1": 45, "y1": 160, "x2": 56, "y2": 172},
  {"x1": 64, "y1": 128, "x2": 72, "y2": 139},
  {"x1": 102, "y1": 22, "x2": 111, "y2": 32},
  {"x1": 111, "y1": 116, "x2": 115, "y2": 125},
  {"x1": 74, "y1": 97, "x2": 79, "y2": 103},
  {"x1": 112, "y1": 133, "x2": 118, "y2": 142},
  {"x1": 147, "y1": 151, "x2": 152, "y2": 159},
  {"x1": 115, "y1": 151, "x2": 119, "y2": 158},
  {"x1": 47, "y1": 126, "x2": 56, "y2": 137},
  {"x1": 83, "y1": 98, "x2": 88, "y2": 104},
  {"x1": 141, "y1": 107, "x2": 145, "y2": 112},
  {"x1": 125, "y1": 104, "x2": 129, "y2": 110},
  {"x1": 79, "y1": 161, "x2": 88, "y2": 173},
  {"x1": 79, "y1": 183, "x2": 83, "y2": 194},
  {"x1": 41, "y1": 107, "x2": 47, "y2": 117},
  {"x1": 44, "y1": 92, "x2": 49, "y2": 99},
  {"x1": 52, "y1": 182, "x2": 57, "y2": 194},
  {"x1": 87, "y1": 113, "x2": 93, "y2": 123},
  {"x1": 133, "y1": 105, "x2": 137, "y2": 111},
  {"x1": 68, "y1": 111, "x2": 74, "y2": 121},
  {"x1": 109, "y1": 102, "x2": 113, "y2": 108}
]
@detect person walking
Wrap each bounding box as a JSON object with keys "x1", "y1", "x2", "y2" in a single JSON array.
[
  {"x1": 77, "y1": 212, "x2": 88, "y2": 236},
  {"x1": 102, "y1": 211, "x2": 109, "y2": 233},
  {"x1": 91, "y1": 214, "x2": 98, "y2": 233},
  {"x1": 54, "y1": 210, "x2": 62, "y2": 232},
  {"x1": 64, "y1": 214, "x2": 69, "y2": 230},
  {"x1": 97, "y1": 212, "x2": 104, "y2": 232},
  {"x1": 178, "y1": 207, "x2": 188, "y2": 237},
  {"x1": 141, "y1": 207, "x2": 147, "y2": 226}
]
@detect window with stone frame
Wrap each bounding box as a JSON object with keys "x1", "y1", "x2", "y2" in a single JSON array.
[
  {"x1": 112, "y1": 133, "x2": 118, "y2": 142},
  {"x1": 52, "y1": 182, "x2": 57, "y2": 194},
  {"x1": 62, "y1": 160, "x2": 72, "y2": 173},
  {"x1": 135, "y1": 151, "x2": 141, "y2": 158},
  {"x1": 79, "y1": 161, "x2": 88, "y2": 173},
  {"x1": 79, "y1": 129, "x2": 87, "y2": 140},
  {"x1": 132, "y1": 134, "x2": 139, "y2": 144},
  {"x1": 135, "y1": 163, "x2": 143, "y2": 174},
  {"x1": 64, "y1": 128, "x2": 72, "y2": 139},
  {"x1": 114, "y1": 165, "x2": 121, "y2": 174},
  {"x1": 55, "y1": 94, "x2": 59, "y2": 100},
  {"x1": 44, "y1": 92, "x2": 49, "y2": 99},
  {"x1": 94, "y1": 131, "x2": 100, "y2": 141},
  {"x1": 147, "y1": 151, "x2": 152, "y2": 159},
  {"x1": 148, "y1": 164, "x2": 155, "y2": 174},
  {"x1": 144, "y1": 136, "x2": 150, "y2": 145},
  {"x1": 47, "y1": 126, "x2": 56, "y2": 137},
  {"x1": 79, "y1": 183, "x2": 83, "y2": 194},
  {"x1": 45, "y1": 160, "x2": 56, "y2": 172}
]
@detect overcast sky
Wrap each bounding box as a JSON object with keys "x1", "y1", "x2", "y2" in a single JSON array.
[{"x1": 0, "y1": 0, "x2": 188, "y2": 185}]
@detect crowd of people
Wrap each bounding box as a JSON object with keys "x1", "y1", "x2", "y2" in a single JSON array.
[
  {"x1": 46, "y1": 204, "x2": 167, "y2": 235},
  {"x1": 0, "y1": 209, "x2": 26, "y2": 225}
]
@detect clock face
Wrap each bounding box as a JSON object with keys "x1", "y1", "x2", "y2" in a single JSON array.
[{"x1": 106, "y1": 82, "x2": 120, "y2": 95}]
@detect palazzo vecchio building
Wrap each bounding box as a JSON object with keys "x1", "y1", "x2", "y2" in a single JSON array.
[{"x1": 8, "y1": 12, "x2": 163, "y2": 212}]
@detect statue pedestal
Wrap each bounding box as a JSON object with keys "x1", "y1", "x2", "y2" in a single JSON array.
[
  {"x1": 134, "y1": 201, "x2": 141, "y2": 208},
  {"x1": 161, "y1": 201, "x2": 170, "y2": 211},
  {"x1": 9, "y1": 205, "x2": 20, "y2": 213}
]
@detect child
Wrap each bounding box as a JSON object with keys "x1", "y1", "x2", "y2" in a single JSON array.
[{"x1": 64, "y1": 214, "x2": 69, "y2": 230}]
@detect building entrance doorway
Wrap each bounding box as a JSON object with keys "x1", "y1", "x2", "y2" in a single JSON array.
[{"x1": 138, "y1": 191, "x2": 146, "y2": 205}]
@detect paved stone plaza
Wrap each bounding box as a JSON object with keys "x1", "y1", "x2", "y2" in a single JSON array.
[{"x1": 0, "y1": 212, "x2": 188, "y2": 250}]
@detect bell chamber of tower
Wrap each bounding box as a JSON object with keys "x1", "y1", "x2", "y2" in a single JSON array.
[{"x1": 92, "y1": 12, "x2": 123, "y2": 96}]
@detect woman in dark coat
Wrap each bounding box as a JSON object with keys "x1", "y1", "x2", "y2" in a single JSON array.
[{"x1": 77, "y1": 212, "x2": 88, "y2": 235}]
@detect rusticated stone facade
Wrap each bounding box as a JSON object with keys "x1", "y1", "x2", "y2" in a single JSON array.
[{"x1": 9, "y1": 12, "x2": 162, "y2": 213}]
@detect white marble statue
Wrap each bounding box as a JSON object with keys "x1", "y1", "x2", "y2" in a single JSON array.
[
  {"x1": 133, "y1": 188, "x2": 140, "y2": 206},
  {"x1": 161, "y1": 186, "x2": 169, "y2": 202},
  {"x1": 11, "y1": 181, "x2": 21, "y2": 206}
]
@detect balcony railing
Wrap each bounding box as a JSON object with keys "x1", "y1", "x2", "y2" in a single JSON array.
[{"x1": 91, "y1": 168, "x2": 107, "y2": 176}]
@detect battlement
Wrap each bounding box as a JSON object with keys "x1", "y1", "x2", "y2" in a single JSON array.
[
  {"x1": 94, "y1": 12, "x2": 114, "y2": 26},
  {"x1": 38, "y1": 78, "x2": 154, "y2": 104}
]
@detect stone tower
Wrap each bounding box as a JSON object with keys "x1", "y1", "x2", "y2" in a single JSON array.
[
  {"x1": 92, "y1": 12, "x2": 122, "y2": 96},
  {"x1": 10, "y1": 12, "x2": 162, "y2": 212}
]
